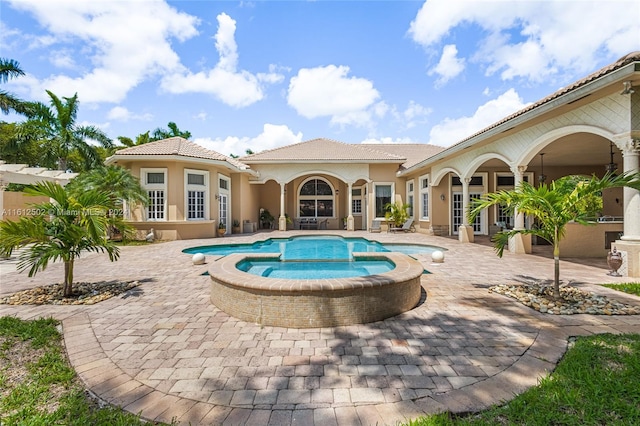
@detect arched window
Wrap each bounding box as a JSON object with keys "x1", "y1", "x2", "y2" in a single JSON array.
[{"x1": 299, "y1": 178, "x2": 334, "y2": 217}]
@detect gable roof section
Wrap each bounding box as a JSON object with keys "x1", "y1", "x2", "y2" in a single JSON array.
[
  {"x1": 106, "y1": 137, "x2": 250, "y2": 171},
  {"x1": 400, "y1": 51, "x2": 640, "y2": 175},
  {"x1": 450, "y1": 51, "x2": 640, "y2": 148},
  {"x1": 241, "y1": 138, "x2": 434, "y2": 165}
]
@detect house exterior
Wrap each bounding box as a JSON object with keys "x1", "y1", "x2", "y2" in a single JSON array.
[{"x1": 105, "y1": 52, "x2": 640, "y2": 277}]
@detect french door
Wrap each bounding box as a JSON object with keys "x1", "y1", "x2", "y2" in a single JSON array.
[
  {"x1": 219, "y1": 194, "x2": 229, "y2": 235},
  {"x1": 452, "y1": 192, "x2": 484, "y2": 235}
]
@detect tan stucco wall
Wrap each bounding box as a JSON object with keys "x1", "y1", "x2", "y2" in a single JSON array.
[
  {"x1": 560, "y1": 222, "x2": 623, "y2": 258},
  {"x1": 232, "y1": 173, "x2": 260, "y2": 229},
  {"x1": 1, "y1": 192, "x2": 50, "y2": 222},
  {"x1": 116, "y1": 159, "x2": 247, "y2": 240}
]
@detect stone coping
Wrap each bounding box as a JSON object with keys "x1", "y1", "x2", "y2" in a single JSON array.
[{"x1": 208, "y1": 252, "x2": 424, "y2": 292}]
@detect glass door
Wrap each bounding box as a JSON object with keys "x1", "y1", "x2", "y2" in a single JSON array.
[
  {"x1": 452, "y1": 192, "x2": 484, "y2": 234},
  {"x1": 219, "y1": 194, "x2": 228, "y2": 235}
]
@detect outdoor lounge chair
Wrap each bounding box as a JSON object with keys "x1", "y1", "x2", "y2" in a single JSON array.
[
  {"x1": 389, "y1": 218, "x2": 416, "y2": 233},
  {"x1": 369, "y1": 219, "x2": 382, "y2": 233}
]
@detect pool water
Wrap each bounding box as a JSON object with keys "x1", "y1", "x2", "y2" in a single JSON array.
[
  {"x1": 183, "y1": 235, "x2": 443, "y2": 260},
  {"x1": 236, "y1": 259, "x2": 395, "y2": 279}
]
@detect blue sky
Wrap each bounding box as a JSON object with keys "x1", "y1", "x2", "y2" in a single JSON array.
[{"x1": 2, "y1": 0, "x2": 639, "y2": 157}]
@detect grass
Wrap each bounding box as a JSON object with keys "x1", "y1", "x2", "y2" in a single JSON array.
[
  {"x1": 403, "y1": 333, "x2": 640, "y2": 425},
  {"x1": 0, "y1": 316, "x2": 170, "y2": 426},
  {"x1": 602, "y1": 282, "x2": 640, "y2": 297}
]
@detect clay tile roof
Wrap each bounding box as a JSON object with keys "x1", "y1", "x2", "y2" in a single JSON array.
[
  {"x1": 362, "y1": 144, "x2": 446, "y2": 169},
  {"x1": 241, "y1": 138, "x2": 415, "y2": 163},
  {"x1": 113, "y1": 137, "x2": 248, "y2": 169},
  {"x1": 448, "y1": 51, "x2": 640, "y2": 148}
]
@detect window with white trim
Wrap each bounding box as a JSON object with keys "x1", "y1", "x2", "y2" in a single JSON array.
[
  {"x1": 406, "y1": 180, "x2": 414, "y2": 217},
  {"x1": 299, "y1": 178, "x2": 334, "y2": 217},
  {"x1": 185, "y1": 169, "x2": 209, "y2": 220},
  {"x1": 352, "y1": 188, "x2": 362, "y2": 215},
  {"x1": 141, "y1": 168, "x2": 167, "y2": 221},
  {"x1": 374, "y1": 183, "x2": 393, "y2": 218},
  {"x1": 419, "y1": 175, "x2": 429, "y2": 220},
  {"x1": 218, "y1": 174, "x2": 231, "y2": 228}
]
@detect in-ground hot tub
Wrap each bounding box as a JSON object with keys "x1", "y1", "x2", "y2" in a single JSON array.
[{"x1": 207, "y1": 252, "x2": 425, "y2": 328}]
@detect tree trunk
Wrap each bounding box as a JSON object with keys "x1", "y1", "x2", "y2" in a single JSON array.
[
  {"x1": 552, "y1": 226, "x2": 561, "y2": 300},
  {"x1": 58, "y1": 157, "x2": 67, "y2": 171},
  {"x1": 63, "y1": 260, "x2": 74, "y2": 297}
]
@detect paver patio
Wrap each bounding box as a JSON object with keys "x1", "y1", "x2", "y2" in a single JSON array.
[{"x1": 1, "y1": 231, "x2": 639, "y2": 425}]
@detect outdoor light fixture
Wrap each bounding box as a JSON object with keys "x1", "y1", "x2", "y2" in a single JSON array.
[
  {"x1": 440, "y1": 194, "x2": 445, "y2": 201},
  {"x1": 538, "y1": 153, "x2": 547, "y2": 183},
  {"x1": 605, "y1": 142, "x2": 618, "y2": 174},
  {"x1": 621, "y1": 81, "x2": 635, "y2": 95}
]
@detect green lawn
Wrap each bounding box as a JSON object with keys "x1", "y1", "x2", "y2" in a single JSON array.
[
  {"x1": 403, "y1": 333, "x2": 640, "y2": 425},
  {"x1": 0, "y1": 316, "x2": 170, "y2": 426},
  {"x1": 602, "y1": 282, "x2": 640, "y2": 297}
]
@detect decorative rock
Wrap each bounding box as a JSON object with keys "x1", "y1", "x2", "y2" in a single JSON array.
[
  {"x1": 431, "y1": 250, "x2": 445, "y2": 263},
  {"x1": 489, "y1": 283, "x2": 640, "y2": 315},
  {"x1": 0, "y1": 280, "x2": 140, "y2": 306},
  {"x1": 192, "y1": 253, "x2": 206, "y2": 265}
]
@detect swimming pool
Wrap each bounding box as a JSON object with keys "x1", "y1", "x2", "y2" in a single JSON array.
[
  {"x1": 195, "y1": 235, "x2": 434, "y2": 327},
  {"x1": 236, "y1": 259, "x2": 395, "y2": 279},
  {"x1": 184, "y1": 235, "x2": 443, "y2": 260}
]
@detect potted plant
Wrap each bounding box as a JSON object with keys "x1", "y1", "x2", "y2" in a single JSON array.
[
  {"x1": 232, "y1": 219, "x2": 241, "y2": 234},
  {"x1": 259, "y1": 209, "x2": 274, "y2": 229},
  {"x1": 384, "y1": 202, "x2": 410, "y2": 227},
  {"x1": 217, "y1": 221, "x2": 226, "y2": 237}
]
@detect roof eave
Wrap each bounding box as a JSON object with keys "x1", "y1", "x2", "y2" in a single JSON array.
[
  {"x1": 105, "y1": 154, "x2": 258, "y2": 176},
  {"x1": 242, "y1": 159, "x2": 405, "y2": 165}
]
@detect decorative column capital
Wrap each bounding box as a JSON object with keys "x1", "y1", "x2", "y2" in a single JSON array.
[
  {"x1": 511, "y1": 165, "x2": 527, "y2": 175},
  {"x1": 613, "y1": 132, "x2": 640, "y2": 154}
]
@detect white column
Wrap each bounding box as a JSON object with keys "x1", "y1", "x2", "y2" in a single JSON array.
[
  {"x1": 620, "y1": 138, "x2": 640, "y2": 242},
  {"x1": 458, "y1": 177, "x2": 474, "y2": 243},
  {"x1": 347, "y1": 182, "x2": 354, "y2": 231},
  {"x1": 508, "y1": 165, "x2": 531, "y2": 253},
  {"x1": 278, "y1": 182, "x2": 286, "y2": 231}
]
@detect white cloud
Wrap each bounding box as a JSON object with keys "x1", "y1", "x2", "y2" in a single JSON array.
[
  {"x1": 193, "y1": 111, "x2": 208, "y2": 121},
  {"x1": 48, "y1": 49, "x2": 76, "y2": 69},
  {"x1": 287, "y1": 65, "x2": 380, "y2": 127},
  {"x1": 428, "y1": 44, "x2": 465, "y2": 86},
  {"x1": 160, "y1": 13, "x2": 283, "y2": 107},
  {"x1": 409, "y1": 0, "x2": 640, "y2": 82},
  {"x1": 428, "y1": 89, "x2": 530, "y2": 147},
  {"x1": 7, "y1": 0, "x2": 199, "y2": 103},
  {"x1": 402, "y1": 100, "x2": 432, "y2": 129},
  {"x1": 106, "y1": 106, "x2": 152, "y2": 122},
  {"x1": 194, "y1": 124, "x2": 303, "y2": 157}
]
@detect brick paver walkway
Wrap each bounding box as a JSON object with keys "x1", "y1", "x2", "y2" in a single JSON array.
[{"x1": 1, "y1": 231, "x2": 639, "y2": 425}]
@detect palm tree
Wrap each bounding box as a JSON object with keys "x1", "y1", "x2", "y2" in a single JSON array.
[
  {"x1": 0, "y1": 58, "x2": 31, "y2": 116},
  {"x1": 34, "y1": 90, "x2": 113, "y2": 171},
  {"x1": 151, "y1": 121, "x2": 191, "y2": 141},
  {"x1": 117, "y1": 131, "x2": 151, "y2": 147},
  {"x1": 66, "y1": 165, "x2": 148, "y2": 239},
  {"x1": 469, "y1": 171, "x2": 640, "y2": 300},
  {"x1": 0, "y1": 181, "x2": 120, "y2": 297}
]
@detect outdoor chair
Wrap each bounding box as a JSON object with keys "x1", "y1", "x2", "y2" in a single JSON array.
[
  {"x1": 369, "y1": 219, "x2": 382, "y2": 233},
  {"x1": 389, "y1": 218, "x2": 416, "y2": 233}
]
